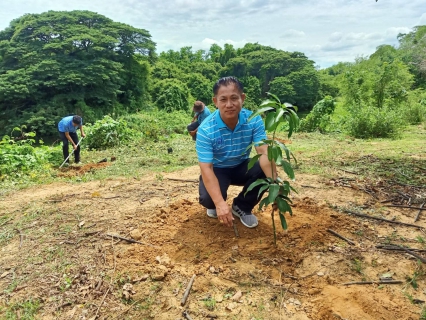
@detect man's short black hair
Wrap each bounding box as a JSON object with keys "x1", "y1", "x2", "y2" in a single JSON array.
[
  {"x1": 72, "y1": 115, "x2": 82, "y2": 125},
  {"x1": 213, "y1": 76, "x2": 244, "y2": 96}
]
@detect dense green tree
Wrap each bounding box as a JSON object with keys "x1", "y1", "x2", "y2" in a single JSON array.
[
  {"x1": 0, "y1": 10, "x2": 155, "y2": 137},
  {"x1": 398, "y1": 26, "x2": 426, "y2": 88},
  {"x1": 152, "y1": 78, "x2": 191, "y2": 112}
]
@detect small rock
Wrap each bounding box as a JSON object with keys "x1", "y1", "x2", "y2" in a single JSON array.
[
  {"x1": 226, "y1": 302, "x2": 238, "y2": 311},
  {"x1": 209, "y1": 266, "x2": 216, "y2": 273},
  {"x1": 317, "y1": 272, "x2": 325, "y2": 276},
  {"x1": 130, "y1": 229, "x2": 142, "y2": 240},
  {"x1": 151, "y1": 265, "x2": 168, "y2": 281},
  {"x1": 132, "y1": 274, "x2": 149, "y2": 283},
  {"x1": 232, "y1": 290, "x2": 242, "y2": 301},
  {"x1": 156, "y1": 253, "x2": 171, "y2": 266},
  {"x1": 308, "y1": 288, "x2": 321, "y2": 295},
  {"x1": 293, "y1": 299, "x2": 301, "y2": 306},
  {"x1": 215, "y1": 295, "x2": 223, "y2": 303}
]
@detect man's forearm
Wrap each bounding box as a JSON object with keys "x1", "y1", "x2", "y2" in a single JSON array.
[{"x1": 64, "y1": 133, "x2": 75, "y2": 145}]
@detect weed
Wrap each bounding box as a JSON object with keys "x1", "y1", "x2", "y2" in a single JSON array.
[
  {"x1": 203, "y1": 297, "x2": 216, "y2": 311},
  {"x1": 4, "y1": 299, "x2": 40, "y2": 320},
  {"x1": 417, "y1": 236, "x2": 425, "y2": 244},
  {"x1": 351, "y1": 258, "x2": 363, "y2": 274},
  {"x1": 420, "y1": 306, "x2": 426, "y2": 320}
]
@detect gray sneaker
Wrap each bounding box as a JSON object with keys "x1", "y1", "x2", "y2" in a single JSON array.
[
  {"x1": 206, "y1": 209, "x2": 217, "y2": 218},
  {"x1": 232, "y1": 204, "x2": 258, "y2": 228}
]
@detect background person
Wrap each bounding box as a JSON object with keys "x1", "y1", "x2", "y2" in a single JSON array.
[
  {"x1": 58, "y1": 115, "x2": 86, "y2": 165},
  {"x1": 187, "y1": 101, "x2": 211, "y2": 140},
  {"x1": 196, "y1": 76, "x2": 277, "y2": 229}
]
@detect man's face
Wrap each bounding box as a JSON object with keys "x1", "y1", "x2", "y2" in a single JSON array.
[
  {"x1": 213, "y1": 84, "x2": 245, "y2": 123},
  {"x1": 72, "y1": 122, "x2": 78, "y2": 127}
]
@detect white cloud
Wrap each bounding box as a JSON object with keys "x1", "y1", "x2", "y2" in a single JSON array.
[
  {"x1": 280, "y1": 29, "x2": 306, "y2": 38},
  {"x1": 0, "y1": 0, "x2": 424, "y2": 67}
]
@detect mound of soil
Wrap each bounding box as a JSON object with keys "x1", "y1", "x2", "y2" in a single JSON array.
[{"x1": 57, "y1": 162, "x2": 111, "y2": 177}]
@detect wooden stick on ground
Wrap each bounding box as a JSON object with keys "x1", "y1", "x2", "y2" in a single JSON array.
[
  {"x1": 182, "y1": 310, "x2": 193, "y2": 320},
  {"x1": 181, "y1": 275, "x2": 196, "y2": 306},
  {"x1": 233, "y1": 221, "x2": 240, "y2": 238},
  {"x1": 400, "y1": 247, "x2": 426, "y2": 264},
  {"x1": 94, "y1": 286, "x2": 111, "y2": 319},
  {"x1": 342, "y1": 209, "x2": 424, "y2": 230},
  {"x1": 105, "y1": 234, "x2": 159, "y2": 248},
  {"x1": 415, "y1": 202, "x2": 426, "y2": 222},
  {"x1": 167, "y1": 178, "x2": 198, "y2": 183},
  {"x1": 385, "y1": 205, "x2": 426, "y2": 211},
  {"x1": 377, "y1": 244, "x2": 426, "y2": 252},
  {"x1": 343, "y1": 280, "x2": 403, "y2": 286},
  {"x1": 327, "y1": 229, "x2": 355, "y2": 245}
]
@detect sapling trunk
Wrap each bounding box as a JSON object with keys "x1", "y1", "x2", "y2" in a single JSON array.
[{"x1": 271, "y1": 208, "x2": 277, "y2": 246}]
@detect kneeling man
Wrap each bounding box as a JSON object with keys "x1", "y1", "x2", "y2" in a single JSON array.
[{"x1": 196, "y1": 76, "x2": 276, "y2": 228}]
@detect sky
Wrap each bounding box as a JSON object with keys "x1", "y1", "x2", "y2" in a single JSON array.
[{"x1": 0, "y1": 0, "x2": 425, "y2": 68}]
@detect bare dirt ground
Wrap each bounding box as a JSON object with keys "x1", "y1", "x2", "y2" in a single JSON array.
[{"x1": 1, "y1": 163, "x2": 425, "y2": 319}]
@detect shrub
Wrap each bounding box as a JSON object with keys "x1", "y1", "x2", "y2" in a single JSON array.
[
  {"x1": 85, "y1": 115, "x2": 135, "y2": 150},
  {"x1": 345, "y1": 105, "x2": 405, "y2": 139},
  {"x1": 299, "y1": 96, "x2": 336, "y2": 133},
  {"x1": 0, "y1": 127, "x2": 55, "y2": 175},
  {"x1": 402, "y1": 89, "x2": 426, "y2": 125},
  {"x1": 123, "y1": 110, "x2": 190, "y2": 141}
]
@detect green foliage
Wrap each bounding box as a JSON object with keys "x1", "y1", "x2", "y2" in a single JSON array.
[
  {"x1": 152, "y1": 79, "x2": 191, "y2": 112},
  {"x1": 0, "y1": 127, "x2": 47, "y2": 175},
  {"x1": 344, "y1": 105, "x2": 405, "y2": 139},
  {"x1": 299, "y1": 96, "x2": 336, "y2": 133},
  {"x1": 402, "y1": 89, "x2": 426, "y2": 124},
  {"x1": 85, "y1": 115, "x2": 135, "y2": 150},
  {"x1": 247, "y1": 93, "x2": 299, "y2": 246},
  {"x1": 4, "y1": 299, "x2": 40, "y2": 320},
  {"x1": 122, "y1": 110, "x2": 189, "y2": 141},
  {"x1": 0, "y1": 10, "x2": 155, "y2": 137}
]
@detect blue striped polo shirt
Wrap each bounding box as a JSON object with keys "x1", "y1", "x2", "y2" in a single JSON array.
[{"x1": 196, "y1": 108, "x2": 266, "y2": 168}]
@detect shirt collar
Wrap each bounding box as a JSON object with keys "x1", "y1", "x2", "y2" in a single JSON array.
[{"x1": 215, "y1": 109, "x2": 248, "y2": 131}]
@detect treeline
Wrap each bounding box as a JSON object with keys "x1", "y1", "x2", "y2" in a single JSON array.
[
  {"x1": 0, "y1": 10, "x2": 425, "y2": 140},
  {"x1": 0, "y1": 10, "x2": 335, "y2": 138},
  {"x1": 315, "y1": 26, "x2": 426, "y2": 138}
]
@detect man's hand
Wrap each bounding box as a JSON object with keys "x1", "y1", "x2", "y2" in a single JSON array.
[
  {"x1": 73, "y1": 144, "x2": 78, "y2": 150},
  {"x1": 81, "y1": 133, "x2": 86, "y2": 138},
  {"x1": 216, "y1": 200, "x2": 233, "y2": 227},
  {"x1": 189, "y1": 130, "x2": 197, "y2": 137}
]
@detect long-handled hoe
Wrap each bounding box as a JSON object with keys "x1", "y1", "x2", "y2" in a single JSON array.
[{"x1": 59, "y1": 137, "x2": 84, "y2": 168}]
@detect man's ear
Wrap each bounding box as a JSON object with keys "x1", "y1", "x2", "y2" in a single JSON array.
[
  {"x1": 241, "y1": 93, "x2": 246, "y2": 104},
  {"x1": 212, "y1": 96, "x2": 217, "y2": 106}
]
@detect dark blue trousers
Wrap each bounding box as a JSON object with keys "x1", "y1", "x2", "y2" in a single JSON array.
[{"x1": 199, "y1": 159, "x2": 266, "y2": 212}]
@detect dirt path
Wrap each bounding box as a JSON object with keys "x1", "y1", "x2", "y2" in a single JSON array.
[{"x1": 0, "y1": 165, "x2": 424, "y2": 319}]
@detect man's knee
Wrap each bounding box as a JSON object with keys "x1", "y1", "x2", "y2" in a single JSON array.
[{"x1": 249, "y1": 161, "x2": 266, "y2": 179}]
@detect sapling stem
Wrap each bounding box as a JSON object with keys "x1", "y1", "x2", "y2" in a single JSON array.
[{"x1": 271, "y1": 208, "x2": 277, "y2": 246}]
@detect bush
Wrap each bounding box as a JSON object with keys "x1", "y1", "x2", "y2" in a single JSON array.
[
  {"x1": 299, "y1": 96, "x2": 336, "y2": 133},
  {"x1": 123, "y1": 110, "x2": 190, "y2": 141},
  {"x1": 0, "y1": 128, "x2": 57, "y2": 176},
  {"x1": 85, "y1": 115, "x2": 135, "y2": 150},
  {"x1": 402, "y1": 89, "x2": 426, "y2": 125},
  {"x1": 344, "y1": 105, "x2": 405, "y2": 139}
]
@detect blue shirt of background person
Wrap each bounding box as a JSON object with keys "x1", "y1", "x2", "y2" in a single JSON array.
[
  {"x1": 187, "y1": 101, "x2": 211, "y2": 140},
  {"x1": 196, "y1": 105, "x2": 211, "y2": 124},
  {"x1": 58, "y1": 115, "x2": 83, "y2": 133}
]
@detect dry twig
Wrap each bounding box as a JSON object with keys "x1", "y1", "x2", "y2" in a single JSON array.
[
  {"x1": 327, "y1": 228, "x2": 355, "y2": 245},
  {"x1": 342, "y1": 209, "x2": 424, "y2": 230},
  {"x1": 342, "y1": 280, "x2": 403, "y2": 286},
  {"x1": 181, "y1": 275, "x2": 196, "y2": 306},
  {"x1": 415, "y1": 202, "x2": 426, "y2": 222},
  {"x1": 105, "y1": 233, "x2": 159, "y2": 248}
]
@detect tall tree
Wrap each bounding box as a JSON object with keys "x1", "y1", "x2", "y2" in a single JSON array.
[{"x1": 0, "y1": 10, "x2": 155, "y2": 137}]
